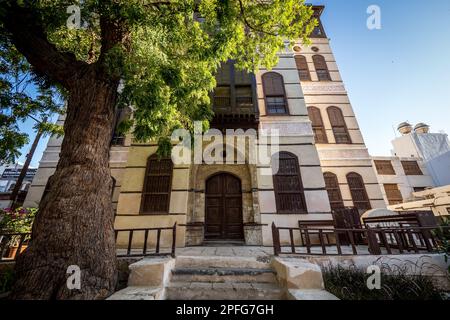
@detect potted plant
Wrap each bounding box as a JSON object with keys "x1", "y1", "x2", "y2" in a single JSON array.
[{"x1": 0, "y1": 208, "x2": 37, "y2": 259}]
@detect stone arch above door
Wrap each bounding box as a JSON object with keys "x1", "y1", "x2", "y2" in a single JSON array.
[{"x1": 185, "y1": 164, "x2": 262, "y2": 245}]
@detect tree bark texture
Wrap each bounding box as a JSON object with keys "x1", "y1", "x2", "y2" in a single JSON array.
[
  {"x1": 10, "y1": 68, "x2": 119, "y2": 299},
  {"x1": 2, "y1": 3, "x2": 131, "y2": 299}
]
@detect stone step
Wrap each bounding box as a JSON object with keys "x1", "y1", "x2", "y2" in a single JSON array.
[
  {"x1": 166, "y1": 281, "x2": 285, "y2": 300},
  {"x1": 175, "y1": 255, "x2": 270, "y2": 270},
  {"x1": 107, "y1": 286, "x2": 165, "y2": 300},
  {"x1": 171, "y1": 267, "x2": 277, "y2": 283},
  {"x1": 287, "y1": 289, "x2": 339, "y2": 301}
]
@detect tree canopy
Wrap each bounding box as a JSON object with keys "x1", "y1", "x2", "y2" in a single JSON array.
[
  {"x1": 0, "y1": 37, "x2": 63, "y2": 165},
  {"x1": 1, "y1": 0, "x2": 316, "y2": 157}
]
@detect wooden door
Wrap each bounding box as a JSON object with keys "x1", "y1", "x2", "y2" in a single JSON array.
[{"x1": 205, "y1": 173, "x2": 244, "y2": 240}]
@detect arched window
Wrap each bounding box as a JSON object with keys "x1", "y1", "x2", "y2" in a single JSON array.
[
  {"x1": 140, "y1": 155, "x2": 173, "y2": 215},
  {"x1": 295, "y1": 55, "x2": 311, "y2": 81},
  {"x1": 312, "y1": 55, "x2": 331, "y2": 81},
  {"x1": 327, "y1": 107, "x2": 351, "y2": 144},
  {"x1": 346, "y1": 172, "x2": 371, "y2": 210},
  {"x1": 262, "y1": 72, "x2": 288, "y2": 115},
  {"x1": 308, "y1": 107, "x2": 328, "y2": 144},
  {"x1": 323, "y1": 172, "x2": 344, "y2": 210},
  {"x1": 272, "y1": 152, "x2": 307, "y2": 214}
]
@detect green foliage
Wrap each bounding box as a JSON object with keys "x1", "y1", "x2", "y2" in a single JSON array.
[
  {"x1": 0, "y1": 207, "x2": 37, "y2": 234},
  {"x1": 0, "y1": 31, "x2": 64, "y2": 164},
  {"x1": 323, "y1": 265, "x2": 443, "y2": 300},
  {"x1": 1, "y1": 0, "x2": 316, "y2": 151}
]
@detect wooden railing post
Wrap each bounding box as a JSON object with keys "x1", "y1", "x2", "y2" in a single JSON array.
[
  {"x1": 366, "y1": 229, "x2": 381, "y2": 255},
  {"x1": 171, "y1": 222, "x2": 177, "y2": 258},
  {"x1": 127, "y1": 231, "x2": 134, "y2": 256},
  {"x1": 272, "y1": 222, "x2": 281, "y2": 256},
  {"x1": 156, "y1": 229, "x2": 161, "y2": 254},
  {"x1": 289, "y1": 229, "x2": 295, "y2": 254}
]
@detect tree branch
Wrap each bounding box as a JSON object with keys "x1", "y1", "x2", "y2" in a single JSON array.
[
  {"x1": 2, "y1": 3, "x2": 88, "y2": 89},
  {"x1": 237, "y1": 0, "x2": 277, "y2": 37}
]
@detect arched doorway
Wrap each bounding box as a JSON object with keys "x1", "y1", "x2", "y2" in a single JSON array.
[{"x1": 205, "y1": 173, "x2": 244, "y2": 241}]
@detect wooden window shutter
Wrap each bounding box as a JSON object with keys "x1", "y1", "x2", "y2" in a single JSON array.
[
  {"x1": 273, "y1": 152, "x2": 307, "y2": 214},
  {"x1": 140, "y1": 155, "x2": 173, "y2": 214},
  {"x1": 308, "y1": 107, "x2": 328, "y2": 144},
  {"x1": 383, "y1": 184, "x2": 403, "y2": 205},
  {"x1": 262, "y1": 72, "x2": 285, "y2": 96},
  {"x1": 323, "y1": 172, "x2": 344, "y2": 210},
  {"x1": 327, "y1": 107, "x2": 351, "y2": 144},
  {"x1": 374, "y1": 160, "x2": 396, "y2": 175},
  {"x1": 346, "y1": 172, "x2": 371, "y2": 210},
  {"x1": 401, "y1": 161, "x2": 423, "y2": 175},
  {"x1": 313, "y1": 55, "x2": 331, "y2": 81},
  {"x1": 295, "y1": 55, "x2": 311, "y2": 81},
  {"x1": 262, "y1": 72, "x2": 288, "y2": 114}
]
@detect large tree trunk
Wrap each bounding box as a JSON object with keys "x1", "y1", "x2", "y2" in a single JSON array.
[{"x1": 10, "y1": 67, "x2": 119, "y2": 299}]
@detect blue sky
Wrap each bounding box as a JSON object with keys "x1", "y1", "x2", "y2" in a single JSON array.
[
  {"x1": 309, "y1": 0, "x2": 450, "y2": 155},
  {"x1": 17, "y1": 0, "x2": 450, "y2": 166}
]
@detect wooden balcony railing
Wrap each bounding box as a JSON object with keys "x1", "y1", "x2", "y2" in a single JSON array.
[
  {"x1": 1, "y1": 224, "x2": 177, "y2": 263},
  {"x1": 213, "y1": 96, "x2": 257, "y2": 116},
  {"x1": 115, "y1": 223, "x2": 177, "y2": 258},
  {"x1": 271, "y1": 222, "x2": 449, "y2": 256}
]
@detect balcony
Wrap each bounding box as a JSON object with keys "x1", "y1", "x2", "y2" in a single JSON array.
[{"x1": 210, "y1": 90, "x2": 259, "y2": 131}]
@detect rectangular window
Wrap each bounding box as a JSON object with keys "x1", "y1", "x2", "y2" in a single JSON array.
[
  {"x1": 333, "y1": 127, "x2": 351, "y2": 144},
  {"x1": 299, "y1": 69, "x2": 311, "y2": 81},
  {"x1": 401, "y1": 161, "x2": 423, "y2": 175},
  {"x1": 213, "y1": 86, "x2": 231, "y2": 112},
  {"x1": 384, "y1": 184, "x2": 403, "y2": 205},
  {"x1": 413, "y1": 187, "x2": 427, "y2": 192},
  {"x1": 374, "y1": 160, "x2": 396, "y2": 175},
  {"x1": 235, "y1": 86, "x2": 253, "y2": 111},
  {"x1": 266, "y1": 97, "x2": 287, "y2": 114},
  {"x1": 316, "y1": 69, "x2": 331, "y2": 81},
  {"x1": 141, "y1": 157, "x2": 173, "y2": 215},
  {"x1": 273, "y1": 153, "x2": 307, "y2": 214},
  {"x1": 313, "y1": 127, "x2": 328, "y2": 144}
]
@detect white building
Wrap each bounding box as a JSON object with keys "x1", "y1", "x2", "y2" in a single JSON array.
[
  {"x1": 0, "y1": 163, "x2": 37, "y2": 208},
  {"x1": 392, "y1": 122, "x2": 450, "y2": 187},
  {"x1": 372, "y1": 156, "x2": 434, "y2": 206}
]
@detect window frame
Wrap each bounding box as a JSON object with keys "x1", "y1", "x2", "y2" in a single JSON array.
[
  {"x1": 295, "y1": 55, "x2": 311, "y2": 81},
  {"x1": 312, "y1": 55, "x2": 331, "y2": 81},
  {"x1": 383, "y1": 183, "x2": 403, "y2": 205},
  {"x1": 272, "y1": 152, "x2": 307, "y2": 214},
  {"x1": 262, "y1": 72, "x2": 289, "y2": 115},
  {"x1": 401, "y1": 161, "x2": 423, "y2": 176},
  {"x1": 323, "y1": 172, "x2": 344, "y2": 210},
  {"x1": 308, "y1": 106, "x2": 328, "y2": 144},
  {"x1": 374, "y1": 160, "x2": 396, "y2": 175},
  {"x1": 346, "y1": 172, "x2": 371, "y2": 210},
  {"x1": 140, "y1": 155, "x2": 173, "y2": 215},
  {"x1": 327, "y1": 106, "x2": 352, "y2": 144}
]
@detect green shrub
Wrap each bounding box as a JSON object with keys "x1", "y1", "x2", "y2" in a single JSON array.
[
  {"x1": 0, "y1": 207, "x2": 37, "y2": 234},
  {"x1": 323, "y1": 265, "x2": 443, "y2": 300}
]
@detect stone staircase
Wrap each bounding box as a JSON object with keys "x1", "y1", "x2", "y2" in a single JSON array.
[
  {"x1": 165, "y1": 256, "x2": 285, "y2": 300},
  {"x1": 108, "y1": 253, "x2": 339, "y2": 300}
]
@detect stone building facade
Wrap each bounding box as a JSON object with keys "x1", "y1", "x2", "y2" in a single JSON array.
[{"x1": 24, "y1": 5, "x2": 388, "y2": 247}]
